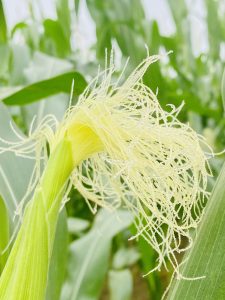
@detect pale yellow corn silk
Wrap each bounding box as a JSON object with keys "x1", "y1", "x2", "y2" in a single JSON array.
[{"x1": 0, "y1": 54, "x2": 212, "y2": 276}]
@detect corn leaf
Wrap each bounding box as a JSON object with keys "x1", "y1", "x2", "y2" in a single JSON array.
[
  {"x1": 168, "y1": 162, "x2": 225, "y2": 300},
  {"x1": 61, "y1": 209, "x2": 133, "y2": 300},
  {"x1": 0, "y1": 0, "x2": 7, "y2": 43},
  {"x1": 56, "y1": 0, "x2": 71, "y2": 43},
  {"x1": 0, "y1": 71, "x2": 86, "y2": 106},
  {"x1": 0, "y1": 103, "x2": 34, "y2": 219},
  {"x1": 42, "y1": 19, "x2": 71, "y2": 58}
]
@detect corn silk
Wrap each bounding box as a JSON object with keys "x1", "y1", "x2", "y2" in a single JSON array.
[{"x1": 0, "y1": 53, "x2": 212, "y2": 277}]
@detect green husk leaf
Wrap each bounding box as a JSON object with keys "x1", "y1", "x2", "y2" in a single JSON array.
[
  {"x1": 0, "y1": 195, "x2": 9, "y2": 273},
  {"x1": 46, "y1": 209, "x2": 68, "y2": 300}
]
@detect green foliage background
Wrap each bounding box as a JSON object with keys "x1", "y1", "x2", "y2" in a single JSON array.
[{"x1": 0, "y1": 0, "x2": 225, "y2": 299}]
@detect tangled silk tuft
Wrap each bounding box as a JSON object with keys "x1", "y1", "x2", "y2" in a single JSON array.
[{"x1": 1, "y1": 53, "x2": 212, "y2": 275}]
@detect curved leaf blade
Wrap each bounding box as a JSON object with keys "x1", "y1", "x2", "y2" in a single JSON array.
[
  {"x1": 168, "y1": 162, "x2": 225, "y2": 300},
  {"x1": 1, "y1": 71, "x2": 87, "y2": 106}
]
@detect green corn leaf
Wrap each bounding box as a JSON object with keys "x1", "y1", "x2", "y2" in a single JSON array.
[
  {"x1": 56, "y1": 0, "x2": 71, "y2": 43},
  {"x1": 0, "y1": 103, "x2": 34, "y2": 219},
  {"x1": 0, "y1": 71, "x2": 86, "y2": 105},
  {"x1": 61, "y1": 209, "x2": 133, "y2": 300},
  {"x1": 0, "y1": 0, "x2": 7, "y2": 43},
  {"x1": 168, "y1": 161, "x2": 225, "y2": 300},
  {"x1": 42, "y1": 19, "x2": 71, "y2": 58}
]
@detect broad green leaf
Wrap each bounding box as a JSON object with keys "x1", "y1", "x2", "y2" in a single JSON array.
[
  {"x1": 0, "y1": 71, "x2": 86, "y2": 105},
  {"x1": 109, "y1": 269, "x2": 133, "y2": 300},
  {"x1": 0, "y1": 103, "x2": 34, "y2": 219},
  {"x1": 0, "y1": 0, "x2": 7, "y2": 43},
  {"x1": 0, "y1": 195, "x2": 9, "y2": 273},
  {"x1": 41, "y1": 19, "x2": 71, "y2": 58},
  {"x1": 168, "y1": 161, "x2": 225, "y2": 300},
  {"x1": 61, "y1": 209, "x2": 133, "y2": 300},
  {"x1": 46, "y1": 209, "x2": 68, "y2": 300}
]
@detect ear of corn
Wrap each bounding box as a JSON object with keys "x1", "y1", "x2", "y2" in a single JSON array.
[
  {"x1": 0, "y1": 56, "x2": 211, "y2": 299},
  {"x1": 0, "y1": 140, "x2": 73, "y2": 300},
  {"x1": 0, "y1": 119, "x2": 104, "y2": 300}
]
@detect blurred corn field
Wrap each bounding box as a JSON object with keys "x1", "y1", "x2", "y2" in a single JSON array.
[{"x1": 0, "y1": 0, "x2": 225, "y2": 299}]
